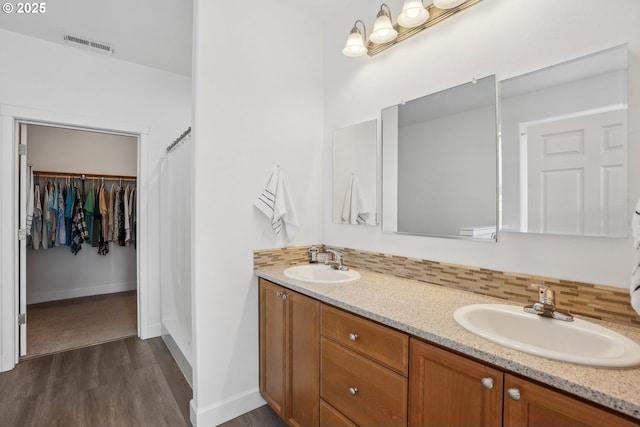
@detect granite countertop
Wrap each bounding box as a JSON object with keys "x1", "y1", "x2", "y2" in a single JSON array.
[{"x1": 255, "y1": 265, "x2": 640, "y2": 420}]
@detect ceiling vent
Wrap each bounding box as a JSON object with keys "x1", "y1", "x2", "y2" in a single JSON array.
[{"x1": 63, "y1": 34, "x2": 114, "y2": 55}]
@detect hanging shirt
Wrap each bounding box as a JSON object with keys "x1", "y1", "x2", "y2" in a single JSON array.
[
  {"x1": 32, "y1": 184, "x2": 42, "y2": 250},
  {"x1": 84, "y1": 186, "x2": 95, "y2": 240},
  {"x1": 124, "y1": 185, "x2": 131, "y2": 243},
  {"x1": 55, "y1": 187, "x2": 66, "y2": 246},
  {"x1": 41, "y1": 185, "x2": 50, "y2": 250},
  {"x1": 70, "y1": 186, "x2": 89, "y2": 255},
  {"x1": 65, "y1": 184, "x2": 75, "y2": 246}
]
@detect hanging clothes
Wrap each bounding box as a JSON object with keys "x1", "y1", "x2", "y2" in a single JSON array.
[
  {"x1": 98, "y1": 185, "x2": 110, "y2": 256},
  {"x1": 55, "y1": 185, "x2": 66, "y2": 246},
  {"x1": 32, "y1": 183, "x2": 42, "y2": 250},
  {"x1": 115, "y1": 186, "x2": 126, "y2": 246},
  {"x1": 92, "y1": 184, "x2": 101, "y2": 248},
  {"x1": 109, "y1": 185, "x2": 116, "y2": 241},
  {"x1": 48, "y1": 181, "x2": 57, "y2": 248},
  {"x1": 124, "y1": 185, "x2": 131, "y2": 244},
  {"x1": 64, "y1": 182, "x2": 75, "y2": 246},
  {"x1": 70, "y1": 185, "x2": 89, "y2": 255},
  {"x1": 84, "y1": 184, "x2": 95, "y2": 240},
  {"x1": 41, "y1": 183, "x2": 50, "y2": 250}
]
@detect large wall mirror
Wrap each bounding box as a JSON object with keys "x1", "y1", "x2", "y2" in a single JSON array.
[
  {"x1": 382, "y1": 75, "x2": 498, "y2": 240},
  {"x1": 500, "y1": 45, "x2": 628, "y2": 238},
  {"x1": 332, "y1": 119, "x2": 378, "y2": 225}
]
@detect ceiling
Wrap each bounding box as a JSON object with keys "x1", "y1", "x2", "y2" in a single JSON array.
[
  {"x1": 0, "y1": 0, "x2": 351, "y2": 77},
  {"x1": 0, "y1": 0, "x2": 194, "y2": 76}
]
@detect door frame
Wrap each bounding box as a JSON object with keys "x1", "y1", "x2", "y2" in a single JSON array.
[{"x1": 0, "y1": 104, "x2": 151, "y2": 371}]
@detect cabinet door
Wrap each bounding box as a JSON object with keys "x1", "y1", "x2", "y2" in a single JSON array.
[
  {"x1": 504, "y1": 374, "x2": 639, "y2": 427},
  {"x1": 259, "y1": 279, "x2": 287, "y2": 419},
  {"x1": 287, "y1": 290, "x2": 320, "y2": 427},
  {"x1": 409, "y1": 338, "x2": 503, "y2": 427}
]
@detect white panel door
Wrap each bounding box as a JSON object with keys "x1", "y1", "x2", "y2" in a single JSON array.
[
  {"x1": 524, "y1": 109, "x2": 627, "y2": 237},
  {"x1": 18, "y1": 123, "x2": 27, "y2": 356}
]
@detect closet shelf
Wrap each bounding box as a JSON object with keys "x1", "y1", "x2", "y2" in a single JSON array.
[{"x1": 33, "y1": 170, "x2": 137, "y2": 182}]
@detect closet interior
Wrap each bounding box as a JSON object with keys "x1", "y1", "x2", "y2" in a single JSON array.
[{"x1": 23, "y1": 124, "x2": 139, "y2": 358}]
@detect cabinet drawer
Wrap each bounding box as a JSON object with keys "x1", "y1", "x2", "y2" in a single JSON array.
[
  {"x1": 320, "y1": 400, "x2": 357, "y2": 427},
  {"x1": 321, "y1": 337, "x2": 407, "y2": 427},
  {"x1": 321, "y1": 304, "x2": 409, "y2": 375}
]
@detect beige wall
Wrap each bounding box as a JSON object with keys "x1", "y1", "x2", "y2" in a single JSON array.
[{"x1": 27, "y1": 124, "x2": 137, "y2": 176}]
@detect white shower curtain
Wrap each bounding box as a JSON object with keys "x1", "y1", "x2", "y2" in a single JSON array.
[{"x1": 160, "y1": 136, "x2": 192, "y2": 371}]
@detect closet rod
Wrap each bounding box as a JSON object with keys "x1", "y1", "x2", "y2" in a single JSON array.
[
  {"x1": 166, "y1": 126, "x2": 191, "y2": 154},
  {"x1": 33, "y1": 170, "x2": 137, "y2": 182}
]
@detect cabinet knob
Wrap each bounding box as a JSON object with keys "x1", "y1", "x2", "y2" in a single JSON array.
[
  {"x1": 481, "y1": 377, "x2": 494, "y2": 390},
  {"x1": 276, "y1": 291, "x2": 283, "y2": 298},
  {"x1": 348, "y1": 387, "x2": 358, "y2": 396},
  {"x1": 282, "y1": 293, "x2": 288, "y2": 300},
  {"x1": 507, "y1": 388, "x2": 521, "y2": 401},
  {"x1": 349, "y1": 333, "x2": 358, "y2": 342}
]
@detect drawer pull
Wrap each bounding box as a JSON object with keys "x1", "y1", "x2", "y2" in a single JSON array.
[
  {"x1": 481, "y1": 377, "x2": 494, "y2": 390},
  {"x1": 349, "y1": 333, "x2": 358, "y2": 342},
  {"x1": 348, "y1": 387, "x2": 358, "y2": 396},
  {"x1": 507, "y1": 388, "x2": 521, "y2": 401}
]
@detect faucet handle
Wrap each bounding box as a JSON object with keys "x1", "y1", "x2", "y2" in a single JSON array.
[{"x1": 530, "y1": 284, "x2": 555, "y2": 305}]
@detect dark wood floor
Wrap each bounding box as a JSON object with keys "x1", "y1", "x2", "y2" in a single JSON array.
[
  {"x1": 0, "y1": 336, "x2": 192, "y2": 427},
  {"x1": 219, "y1": 404, "x2": 287, "y2": 427}
]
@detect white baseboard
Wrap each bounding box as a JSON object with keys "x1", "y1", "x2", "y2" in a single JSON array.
[
  {"x1": 161, "y1": 324, "x2": 192, "y2": 386},
  {"x1": 27, "y1": 281, "x2": 137, "y2": 305},
  {"x1": 190, "y1": 388, "x2": 266, "y2": 427}
]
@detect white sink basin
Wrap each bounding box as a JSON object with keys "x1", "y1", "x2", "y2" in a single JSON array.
[
  {"x1": 283, "y1": 264, "x2": 360, "y2": 284},
  {"x1": 453, "y1": 304, "x2": 640, "y2": 368}
]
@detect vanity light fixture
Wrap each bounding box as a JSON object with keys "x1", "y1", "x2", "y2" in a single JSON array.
[
  {"x1": 342, "y1": 20, "x2": 368, "y2": 57},
  {"x1": 343, "y1": 0, "x2": 482, "y2": 57},
  {"x1": 369, "y1": 4, "x2": 398, "y2": 44}
]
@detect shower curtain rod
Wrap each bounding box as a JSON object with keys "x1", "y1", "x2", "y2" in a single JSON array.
[
  {"x1": 166, "y1": 126, "x2": 191, "y2": 154},
  {"x1": 33, "y1": 170, "x2": 137, "y2": 182}
]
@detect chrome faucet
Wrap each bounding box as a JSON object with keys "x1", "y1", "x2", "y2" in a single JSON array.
[
  {"x1": 325, "y1": 249, "x2": 349, "y2": 271},
  {"x1": 523, "y1": 284, "x2": 573, "y2": 321}
]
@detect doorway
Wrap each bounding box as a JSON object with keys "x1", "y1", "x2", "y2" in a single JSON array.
[{"x1": 19, "y1": 123, "x2": 140, "y2": 358}]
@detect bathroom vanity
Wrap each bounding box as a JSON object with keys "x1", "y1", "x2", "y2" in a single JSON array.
[{"x1": 256, "y1": 267, "x2": 640, "y2": 427}]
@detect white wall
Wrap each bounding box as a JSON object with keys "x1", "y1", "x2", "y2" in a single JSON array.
[
  {"x1": 323, "y1": 0, "x2": 640, "y2": 289},
  {"x1": 0, "y1": 29, "x2": 191, "y2": 369},
  {"x1": 191, "y1": 0, "x2": 323, "y2": 425},
  {"x1": 26, "y1": 124, "x2": 138, "y2": 304}
]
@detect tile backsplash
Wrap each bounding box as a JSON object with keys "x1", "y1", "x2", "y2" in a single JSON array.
[{"x1": 254, "y1": 245, "x2": 640, "y2": 328}]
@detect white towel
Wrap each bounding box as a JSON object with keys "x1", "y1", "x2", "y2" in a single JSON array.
[
  {"x1": 631, "y1": 198, "x2": 640, "y2": 315},
  {"x1": 255, "y1": 167, "x2": 299, "y2": 240},
  {"x1": 341, "y1": 174, "x2": 371, "y2": 225}
]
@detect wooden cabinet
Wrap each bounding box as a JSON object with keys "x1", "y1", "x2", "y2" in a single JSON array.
[
  {"x1": 320, "y1": 305, "x2": 409, "y2": 427},
  {"x1": 410, "y1": 337, "x2": 640, "y2": 427},
  {"x1": 504, "y1": 373, "x2": 639, "y2": 427},
  {"x1": 259, "y1": 279, "x2": 320, "y2": 427},
  {"x1": 259, "y1": 277, "x2": 639, "y2": 427},
  {"x1": 409, "y1": 338, "x2": 503, "y2": 427}
]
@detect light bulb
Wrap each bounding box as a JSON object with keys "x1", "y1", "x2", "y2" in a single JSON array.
[
  {"x1": 398, "y1": 0, "x2": 429, "y2": 28},
  {"x1": 370, "y1": 10, "x2": 397, "y2": 44}
]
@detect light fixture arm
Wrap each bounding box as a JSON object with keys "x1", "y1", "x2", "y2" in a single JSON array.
[
  {"x1": 378, "y1": 3, "x2": 393, "y2": 19},
  {"x1": 351, "y1": 19, "x2": 367, "y2": 40}
]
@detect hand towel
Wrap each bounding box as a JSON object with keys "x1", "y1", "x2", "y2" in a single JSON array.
[
  {"x1": 341, "y1": 174, "x2": 371, "y2": 225},
  {"x1": 255, "y1": 167, "x2": 299, "y2": 240},
  {"x1": 631, "y1": 198, "x2": 640, "y2": 315}
]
